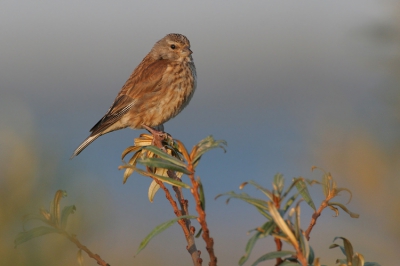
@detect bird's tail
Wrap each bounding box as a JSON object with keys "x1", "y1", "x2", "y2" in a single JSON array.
[{"x1": 70, "y1": 134, "x2": 101, "y2": 159}]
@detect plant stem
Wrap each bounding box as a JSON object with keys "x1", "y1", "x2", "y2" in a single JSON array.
[
  {"x1": 62, "y1": 231, "x2": 110, "y2": 266},
  {"x1": 305, "y1": 194, "x2": 334, "y2": 241},
  {"x1": 187, "y1": 164, "x2": 217, "y2": 266}
]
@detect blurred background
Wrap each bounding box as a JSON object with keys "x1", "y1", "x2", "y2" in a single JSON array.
[{"x1": 1, "y1": 1, "x2": 399, "y2": 265}]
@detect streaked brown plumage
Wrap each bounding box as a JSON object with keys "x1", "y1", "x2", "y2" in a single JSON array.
[{"x1": 71, "y1": 33, "x2": 196, "y2": 158}]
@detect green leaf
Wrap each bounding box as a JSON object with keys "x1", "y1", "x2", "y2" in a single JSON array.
[
  {"x1": 60, "y1": 205, "x2": 76, "y2": 229},
  {"x1": 22, "y1": 213, "x2": 50, "y2": 229},
  {"x1": 295, "y1": 179, "x2": 316, "y2": 211},
  {"x1": 239, "y1": 221, "x2": 275, "y2": 265},
  {"x1": 14, "y1": 226, "x2": 62, "y2": 247},
  {"x1": 308, "y1": 246, "x2": 315, "y2": 265},
  {"x1": 250, "y1": 250, "x2": 296, "y2": 266},
  {"x1": 197, "y1": 177, "x2": 205, "y2": 210},
  {"x1": 334, "y1": 188, "x2": 353, "y2": 204},
  {"x1": 299, "y1": 232, "x2": 309, "y2": 262},
  {"x1": 328, "y1": 202, "x2": 359, "y2": 218},
  {"x1": 240, "y1": 180, "x2": 273, "y2": 201},
  {"x1": 294, "y1": 200, "x2": 302, "y2": 239},
  {"x1": 191, "y1": 136, "x2": 227, "y2": 166},
  {"x1": 282, "y1": 177, "x2": 303, "y2": 198},
  {"x1": 332, "y1": 237, "x2": 354, "y2": 262},
  {"x1": 282, "y1": 190, "x2": 302, "y2": 214},
  {"x1": 321, "y1": 174, "x2": 330, "y2": 197},
  {"x1": 278, "y1": 262, "x2": 301, "y2": 266},
  {"x1": 137, "y1": 215, "x2": 197, "y2": 254},
  {"x1": 239, "y1": 231, "x2": 262, "y2": 266},
  {"x1": 216, "y1": 192, "x2": 269, "y2": 210},
  {"x1": 364, "y1": 262, "x2": 382, "y2": 266},
  {"x1": 273, "y1": 173, "x2": 285, "y2": 196},
  {"x1": 195, "y1": 228, "x2": 202, "y2": 238},
  {"x1": 142, "y1": 146, "x2": 187, "y2": 168},
  {"x1": 255, "y1": 206, "x2": 272, "y2": 220},
  {"x1": 137, "y1": 158, "x2": 193, "y2": 175},
  {"x1": 132, "y1": 167, "x2": 190, "y2": 189}
]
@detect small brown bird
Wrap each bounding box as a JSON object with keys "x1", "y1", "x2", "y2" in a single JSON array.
[{"x1": 71, "y1": 33, "x2": 196, "y2": 158}]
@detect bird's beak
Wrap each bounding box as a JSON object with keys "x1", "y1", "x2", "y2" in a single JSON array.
[{"x1": 183, "y1": 47, "x2": 193, "y2": 55}]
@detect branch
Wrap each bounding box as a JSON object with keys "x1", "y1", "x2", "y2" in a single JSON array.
[
  {"x1": 304, "y1": 194, "x2": 335, "y2": 241},
  {"x1": 150, "y1": 135, "x2": 202, "y2": 266},
  {"x1": 62, "y1": 231, "x2": 110, "y2": 266},
  {"x1": 187, "y1": 164, "x2": 217, "y2": 266}
]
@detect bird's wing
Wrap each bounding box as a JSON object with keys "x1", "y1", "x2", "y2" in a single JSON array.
[
  {"x1": 89, "y1": 59, "x2": 170, "y2": 135},
  {"x1": 89, "y1": 94, "x2": 136, "y2": 135},
  {"x1": 121, "y1": 58, "x2": 170, "y2": 98}
]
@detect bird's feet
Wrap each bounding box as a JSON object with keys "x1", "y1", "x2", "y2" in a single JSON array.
[{"x1": 142, "y1": 125, "x2": 168, "y2": 150}]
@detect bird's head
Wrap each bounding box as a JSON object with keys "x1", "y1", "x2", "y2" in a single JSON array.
[{"x1": 151, "y1": 33, "x2": 193, "y2": 62}]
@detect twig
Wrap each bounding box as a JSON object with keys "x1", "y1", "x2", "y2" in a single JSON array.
[
  {"x1": 304, "y1": 194, "x2": 335, "y2": 241},
  {"x1": 187, "y1": 164, "x2": 217, "y2": 266},
  {"x1": 272, "y1": 195, "x2": 283, "y2": 266},
  {"x1": 150, "y1": 138, "x2": 201, "y2": 266},
  {"x1": 62, "y1": 231, "x2": 110, "y2": 266}
]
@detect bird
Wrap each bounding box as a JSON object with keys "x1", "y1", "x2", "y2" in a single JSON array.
[{"x1": 71, "y1": 33, "x2": 196, "y2": 158}]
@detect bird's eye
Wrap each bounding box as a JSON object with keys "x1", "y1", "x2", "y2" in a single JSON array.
[{"x1": 170, "y1": 44, "x2": 176, "y2": 49}]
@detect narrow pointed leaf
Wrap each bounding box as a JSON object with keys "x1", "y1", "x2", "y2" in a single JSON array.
[
  {"x1": 267, "y1": 202, "x2": 297, "y2": 247},
  {"x1": 255, "y1": 206, "x2": 272, "y2": 220},
  {"x1": 334, "y1": 188, "x2": 353, "y2": 204},
  {"x1": 125, "y1": 166, "x2": 190, "y2": 188},
  {"x1": 329, "y1": 204, "x2": 340, "y2": 217},
  {"x1": 175, "y1": 139, "x2": 190, "y2": 162},
  {"x1": 273, "y1": 173, "x2": 285, "y2": 196},
  {"x1": 353, "y1": 253, "x2": 365, "y2": 266},
  {"x1": 239, "y1": 222, "x2": 275, "y2": 265},
  {"x1": 195, "y1": 228, "x2": 202, "y2": 238},
  {"x1": 22, "y1": 213, "x2": 50, "y2": 229},
  {"x1": 50, "y1": 190, "x2": 67, "y2": 226},
  {"x1": 308, "y1": 246, "x2": 315, "y2": 265},
  {"x1": 142, "y1": 146, "x2": 187, "y2": 168},
  {"x1": 250, "y1": 250, "x2": 296, "y2": 266},
  {"x1": 239, "y1": 231, "x2": 262, "y2": 266},
  {"x1": 216, "y1": 192, "x2": 269, "y2": 210},
  {"x1": 321, "y1": 174, "x2": 329, "y2": 197},
  {"x1": 137, "y1": 215, "x2": 197, "y2": 254},
  {"x1": 197, "y1": 177, "x2": 205, "y2": 210},
  {"x1": 294, "y1": 200, "x2": 302, "y2": 239},
  {"x1": 148, "y1": 180, "x2": 160, "y2": 203},
  {"x1": 333, "y1": 237, "x2": 353, "y2": 262},
  {"x1": 364, "y1": 262, "x2": 382, "y2": 266},
  {"x1": 121, "y1": 145, "x2": 142, "y2": 160},
  {"x1": 295, "y1": 179, "x2": 316, "y2": 210},
  {"x1": 282, "y1": 177, "x2": 305, "y2": 198},
  {"x1": 15, "y1": 226, "x2": 62, "y2": 247},
  {"x1": 137, "y1": 158, "x2": 192, "y2": 175},
  {"x1": 329, "y1": 202, "x2": 359, "y2": 218},
  {"x1": 329, "y1": 243, "x2": 346, "y2": 256},
  {"x1": 282, "y1": 190, "x2": 302, "y2": 214},
  {"x1": 191, "y1": 136, "x2": 227, "y2": 165},
  {"x1": 299, "y1": 232, "x2": 309, "y2": 261},
  {"x1": 77, "y1": 249, "x2": 84, "y2": 266},
  {"x1": 242, "y1": 180, "x2": 273, "y2": 200},
  {"x1": 278, "y1": 262, "x2": 302, "y2": 266},
  {"x1": 60, "y1": 205, "x2": 76, "y2": 229},
  {"x1": 121, "y1": 150, "x2": 144, "y2": 183}
]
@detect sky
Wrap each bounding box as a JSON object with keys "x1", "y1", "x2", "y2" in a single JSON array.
[{"x1": 1, "y1": 1, "x2": 399, "y2": 265}]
